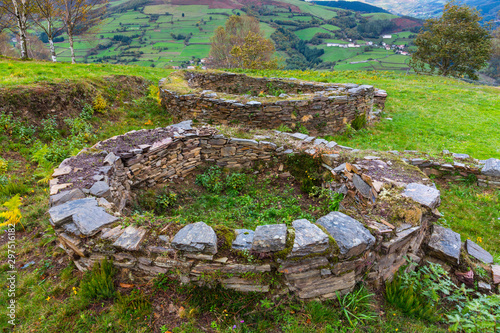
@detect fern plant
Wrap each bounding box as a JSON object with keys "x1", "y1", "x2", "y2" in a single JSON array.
[{"x1": 80, "y1": 259, "x2": 117, "y2": 302}]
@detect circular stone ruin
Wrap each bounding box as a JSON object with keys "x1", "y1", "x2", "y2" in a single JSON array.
[
  {"x1": 47, "y1": 121, "x2": 500, "y2": 299},
  {"x1": 160, "y1": 71, "x2": 388, "y2": 136}
]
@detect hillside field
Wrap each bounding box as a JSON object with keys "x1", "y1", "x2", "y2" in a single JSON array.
[{"x1": 46, "y1": 0, "x2": 418, "y2": 72}]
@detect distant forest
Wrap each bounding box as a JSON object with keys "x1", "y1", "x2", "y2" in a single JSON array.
[{"x1": 311, "y1": 1, "x2": 389, "y2": 13}]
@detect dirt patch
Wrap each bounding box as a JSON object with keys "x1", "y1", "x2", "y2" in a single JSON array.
[
  {"x1": 0, "y1": 76, "x2": 149, "y2": 128},
  {"x1": 391, "y1": 17, "x2": 422, "y2": 32}
]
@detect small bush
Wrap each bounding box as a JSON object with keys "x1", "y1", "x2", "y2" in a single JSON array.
[
  {"x1": 80, "y1": 259, "x2": 116, "y2": 302},
  {"x1": 92, "y1": 94, "x2": 107, "y2": 113},
  {"x1": 285, "y1": 153, "x2": 323, "y2": 194},
  {"x1": 0, "y1": 158, "x2": 7, "y2": 174},
  {"x1": 155, "y1": 190, "x2": 177, "y2": 212},
  {"x1": 196, "y1": 166, "x2": 225, "y2": 193},
  {"x1": 39, "y1": 116, "x2": 60, "y2": 141},
  {"x1": 0, "y1": 181, "x2": 28, "y2": 197},
  {"x1": 80, "y1": 104, "x2": 94, "y2": 120},
  {"x1": 115, "y1": 289, "x2": 151, "y2": 319},
  {"x1": 225, "y1": 172, "x2": 247, "y2": 194}
]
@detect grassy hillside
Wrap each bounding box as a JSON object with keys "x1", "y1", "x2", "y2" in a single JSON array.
[
  {"x1": 32, "y1": 0, "x2": 421, "y2": 72},
  {"x1": 0, "y1": 59, "x2": 498, "y2": 332}
]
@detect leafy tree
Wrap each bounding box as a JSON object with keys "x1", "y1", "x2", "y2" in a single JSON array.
[
  {"x1": 208, "y1": 15, "x2": 277, "y2": 69},
  {"x1": 409, "y1": 0, "x2": 492, "y2": 80}
]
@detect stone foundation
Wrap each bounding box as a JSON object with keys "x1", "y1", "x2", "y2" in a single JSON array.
[
  {"x1": 48, "y1": 122, "x2": 499, "y2": 300},
  {"x1": 160, "y1": 71, "x2": 387, "y2": 136}
]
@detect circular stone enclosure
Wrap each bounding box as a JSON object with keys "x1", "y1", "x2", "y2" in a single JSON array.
[
  {"x1": 47, "y1": 121, "x2": 459, "y2": 302},
  {"x1": 160, "y1": 71, "x2": 387, "y2": 136}
]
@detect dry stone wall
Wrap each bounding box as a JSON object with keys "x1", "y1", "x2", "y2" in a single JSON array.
[
  {"x1": 48, "y1": 122, "x2": 500, "y2": 300},
  {"x1": 160, "y1": 71, "x2": 387, "y2": 136}
]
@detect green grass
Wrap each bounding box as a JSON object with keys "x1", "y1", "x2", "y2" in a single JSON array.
[
  {"x1": 0, "y1": 58, "x2": 173, "y2": 87},
  {"x1": 294, "y1": 27, "x2": 329, "y2": 40},
  {"x1": 237, "y1": 68, "x2": 500, "y2": 159},
  {"x1": 437, "y1": 182, "x2": 500, "y2": 259}
]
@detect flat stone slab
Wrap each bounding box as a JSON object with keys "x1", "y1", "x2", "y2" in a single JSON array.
[
  {"x1": 101, "y1": 226, "x2": 124, "y2": 241},
  {"x1": 171, "y1": 222, "x2": 217, "y2": 254},
  {"x1": 170, "y1": 120, "x2": 193, "y2": 130},
  {"x1": 453, "y1": 153, "x2": 470, "y2": 160},
  {"x1": 289, "y1": 133, "x2": 309, "y2": 140},
  {"x1": 317, "y1": 211, "x2": 375, "y2": 258},
  {"x1": 251, "y1": 224, "x2": 287, "y2": 252},
  {"x1": 465, "y1": 239, "x2": 493, "y2": 264},
  {"x1": 353, "y1": 174, "x2": 372, "y2": 199},
  {"x1": 403, "y1": 183, "x2": 441, "y2": 209},
  {"x1": 482, "y1": 158, "x2": 500, "y2": 177},
  {"x1": 89, "y1": 181, "x2": 110, "y2": 197},
  {"x1": 289, "y1": 219, "x2": 329, "y2": 257},
  {"x1": 427, "y1": 225, "x2": 461, "y2": 265},
  {"x1": 49, "y1": 188, "x2": 86, "y2": 207},
  {"x1": 48, "y1": 197, "x2": 99, "y2": 226},
  {"x1": 72, "y1": 206, "x2": 119, "y2": 236},
  {"x1": 232, "y1": 229, "x2": 255, "y2": 250},
  {"x1": 113, "y1": 226, "x2": 147, "y2": 251}
]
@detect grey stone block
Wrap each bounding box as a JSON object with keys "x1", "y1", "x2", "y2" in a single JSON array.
[
  {"x1": 48, "y1": 197, "x2": 99, "y2": 226},
  {"x1": 113, "y1": 226, "x2": 147, "y2": 251},
  {"x1": 232, "y1": 229, "x2": 255, "y2": 250},
  {"x1": 89, "y1": 181, "x2": 110, "y2": 197},
  {"x1": 317, "y1": 211, "x2": 375, "y2": 258},
  {"x1": 482, "y1": 158, "x2": 500, "y2": 177},
  {"x1": 403, "y1": 183, "x2": 441, "y2": 209},
  {"x1": 353, "y1": 174, "x2": 372, "y2": 199},
  {"x1": 49, "y1": 188, "x2": 86, "y2": 207},
  {"x1": 170, "y1": 120, "x2": 193, "y2": 130},
  {"x1": 171, "y1": 222, "x2": 217, "y2": 254},
  {"x1": 251, "y1": 224, "x2": 287, "y2": 252},
  {"x1": 427, "y1": 225, "x2": 461, "y2": 265},
  {"x1": 465, "y1": 239, "x2": 493, "y2": 264},
  {"x1": 72, "y1": 206, "x2": 119, "y2": 236},
  {"x1": 289, "y1": 219, "x2": 329, "y2": 257}
]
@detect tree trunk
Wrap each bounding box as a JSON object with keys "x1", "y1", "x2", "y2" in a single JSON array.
[
  {"x1": 48, "y1": 37, "x2": 57, "y2": 62},
  {"x1": 68, "y1": 29, "x2": 76, "y2": 64},
  {"x1": 12, "y1": 0, "x2": 28, "y2": 59}
]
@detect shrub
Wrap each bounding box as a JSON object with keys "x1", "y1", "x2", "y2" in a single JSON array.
[
  {"x1": 285, "y1": 153, "x2": 323, "y2": 194},
  {"x1": 39, "y1": 116, "x2": 60, "y2": 141},
  {"x1": 155, "y1": 190, "x2": 177, "y2": 212},
  {"x1": 0, "y1": 158, "x2": 7, "y2": 174},
  {"x1": 225, "y1": 172, "x2": 247, "y2": 194},
  {"x1": 196, "y1": 166, "x2": 225, "y2": 193},
  {"x1": 92, "y1": 94, "x2": 107, "y2": 113},
  {"x1": 80, "y1": 104, "x2": 95, "y2": 120},
  {"x1": 79, "y1": 259, "x2": 116, "y2": 302}
]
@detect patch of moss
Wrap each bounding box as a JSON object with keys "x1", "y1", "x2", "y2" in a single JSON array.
[
  {"x1": 213, "y1": 225, "x2": 236, "y2": 251},
  {"x1": 351, "y1": 113, "x2": 366, "y2": 130},
  {"x1": 274, "y1": 228, "x2": 295, "y2": 260}
]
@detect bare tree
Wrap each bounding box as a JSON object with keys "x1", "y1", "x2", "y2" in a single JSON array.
[
  {"x1": 30, "y1": 0, "x2": 64, "y2": 62},
  {"x1": 0, "y1": 0, "x2": 32, "y2": 59},
  {"x1": 61, "y1": 0, "x2": 105, "y2": 63}
]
